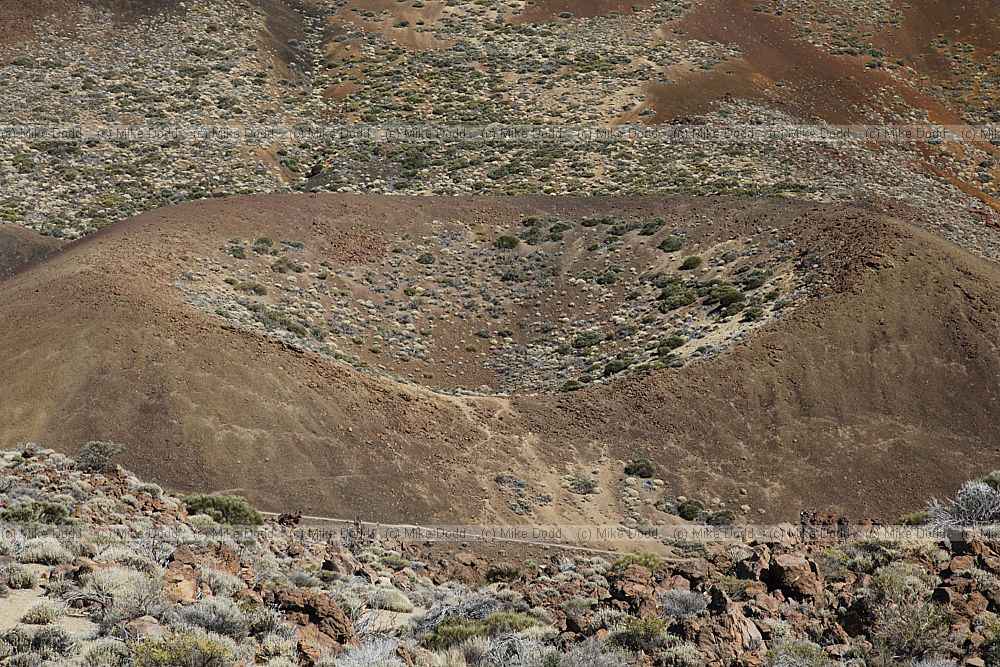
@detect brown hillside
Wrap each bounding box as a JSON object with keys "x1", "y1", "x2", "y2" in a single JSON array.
[
  {"x1": 0, "y1": 224, "x2": 62, "y2": 276},
  {"x1": 0, "y1": 0, "x2": 182, "y2": 45},
  {"x1": 1, "y1": 195, "x2": 998, "y2": 526}
]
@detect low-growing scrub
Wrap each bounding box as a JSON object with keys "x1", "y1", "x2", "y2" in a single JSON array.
[{"x1": 183, "y1": 494, "x2": 263, "y2": 525}]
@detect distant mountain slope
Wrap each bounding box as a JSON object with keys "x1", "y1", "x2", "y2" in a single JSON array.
[{"x1": 0, "y1": 195, "x2": 997, "y2": 524}]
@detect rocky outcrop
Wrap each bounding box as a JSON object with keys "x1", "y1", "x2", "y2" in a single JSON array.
[{"x1": 275, "y1": 587, "x2": 358, "y2": 665}]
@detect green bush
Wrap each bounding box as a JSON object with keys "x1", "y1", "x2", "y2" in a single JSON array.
[
  {"x1": 603, "y1": 359, "x2": 632, "y2": 376},
  {"x1": 416, "y1": 252, "x2": 436, "y2": 265},
  {"x1": 659, "y1": 335, "x2": 685, "y2": 351},
  {"x1": 3, "y1": 563, "x2": 38, "y2": 589},
  {"x1": 707, "y1": 510, "x2": 736, "y2": 526},
  {"x1": 234, "y1": 281, "x2": 267, "y2": 296},
  {"x1": 380, "y1": 554, "x2": 409, "y2": 571},
  {"x1": 494, "y1": 235, "x2": 520, "y2": 250},
  {"x1": 658, "y1": 235, "x2": 684, "y2": 252},
  {"x1": 659, "y1": 289, "x2": 698, "y2": 311},
  {"x1": 766, "y1": 640, "x2": 830, "y2": 667},
  {"x1": 183, "y1": 494, "x2": 262, "y2": 525},
  {"x1": 625, "y1": 459, "x2": 657, "y2": 478},
  {"x1": 75, "y1": 441, "x2": 126, "y2": 473},
  {"x1": 572, "y1": 330, "x2": 604, "y2": 349},
  {"x1": 270, "y1": 256, "x2": 303, "y2": 273},
  {"x1": 132, "y1": 628, "x2": 237, "y2": 667},
  {"x1": 612, "y1": 551, "x2": 662, "y2": 571},
  {"x1": 21, "y1": 600, "x2": 64, "y2": 625},
  {"x1": 422, "y1": 617, "x2": 485, "y2": 650},
  {"x1": 1, "y1": 500, "x2": 69, "y2": 525},
  {"x1": 422, "y1": 612, "x2": 538, "y2": 650},
  {"x1": 713, "y1": 574, "x2": 751, "y2": 600},
  {"x1": 897, "y1": 510, "x2": 929, "y2": 526},
  {"x1": 707, "y1": 284, "x2": 744, "y2": 308},
  {"x1": 676, "y1": 498, "x2": 705, "y2": 521},
  {"x1": 485, "y1": 562, "x2": 524, "y2": 583},
  {"x1": 568, "y1": 476, "x2": 599, "y2": 495},
  {"x1": 680, "y1": 256, "x2": 702, "y2": 270},
  {"x1": 482, "y1": 611, "x2": 538, "y2": 634},
  {"x1": 609, "y1": 615, "x2": 671, "y2": 652}
]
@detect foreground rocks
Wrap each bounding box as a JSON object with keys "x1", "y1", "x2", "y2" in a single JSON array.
[{"x1": 1, "y1": 445, "x2": 999, "y2": 666}]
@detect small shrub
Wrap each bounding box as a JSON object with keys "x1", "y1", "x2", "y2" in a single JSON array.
[
  {"x1": 495, "y1": 235, "x2": 520, "y2": 250},
  {"x1": 422, "y1": 617, "x2": 487, "y2": 650},
  {"x1": 485, "y1": 562, "x2": 523, "y2": 583},
  {"x1": 624, "y1": 459, "x2": 656, "y2": 478},
  {"x1": 286, "y1": 570, "x2": 322, "y2": 588},
  {"x1": 866, "y1": 562, "x2": 937, "y2": 605},
  {"x1": 660, "y1": 642, "x2": 702, "y2": 667},
  {"x1": 981, "y1": 632, "x2": 1000, "y2": 667},
  {"x1": 658, "y1": 590, "x2": 707, "y2": 619},
  {"x1": 75, "y1": 441, "x2": 126, "y2": 472},
  {"x1": 612, "y1": 551, "x2": 662, "y2": 571},
  {"x1": 21, "y1": 600, "x2": 64, "y2": 625},
  {"x1": 270, "y1": 256, "x2": 303, "y2": 273},
  {"x1": 83, "y1": 638, "x2": 132, "y2": 667},
  {"x1": 766, "y1": 639, "x2": 830, "y2": 667},
  {"x1": 131, "y1": 627, "x2": 239, "y2": 667},
  {"x1": 380, "y1": 554, "x2": 409, "y2": 571},
  {"x1": 199, "y1": 568, "x2": 246, "y2": 598},
  {"x1": 483, "y1": 611, "x2": 538, "y2": 634},
  {"x1": 603, "y1": 359, "x2": 632, "y2": 376},
  {"x1": 867, "y1": 600, "x2": 952, "y2": 665},
  {"x1": 336, "y1": 637, "x2": 404, "y2": 667},
  {"x1": 234, "y1": 281, "x2": 267, "y2": 296},
  {"x1": 416, "y1": 252, "x2": 436, "y2": 265},
  {"x1": 713, "y1": 575, "x2": 751, "y2": 600},
  {"x1": 572, "y1": 330, "x2": 604, "y2": 349},
  {"x1": 658, "y1": 235, "x2": 684, "y2": 252},
  {"x1": 3, "y1": 563, "x2": 38, "y2": 589},
  {"x1": 659, "y1": 335, "x2": 686, "y2": 351},
  {"x1": 814, "y1": 547, "x2": 850, "y2": 580},
  {"x1": 0, "y1": 501, "x2": 69, "y2": 525},
  {"x1": 367, "y1": 588, "x2": 414, "y2": 613},
  {"x1": 677, "y1": 498, "x2": 705, "y2": 521},
  {"x1": 567, "y1": 476, "x2": 599, "y2": 495},
  {"x1": 609, "y1": 615, "x2": 672, "y2": 652},
  {"x1": 421, "y1": 612, "x2": 537, "y2": 650},
  {"x1": 28, "y1": 625, "x2": 79, "y2": 659},
  {"x1": 898, "y1": 510, "x2": 929, "y2": 526},
  {"x1": 183, "y1": 494, "x2": 262, "y2": 525},
  {"x1": 927, "y1": 480, "x2": 1000, "y2": 528},
  {"x1": 95, "y1": 545, "x2": 159, "y2": 575},
  {"x1": 20, "y1": 537, "x2": 72, "y2": 565},
  {"x1": 680, "y1": 256, "x2": 702, "y2": 270},
  {"x1": 707, "y1": 509, "x2": 736, "y2": 526},
  {"x1": 179, "y1": 597, "x2": 249, "y2": 640},
  {"x1": 82, "y1": 567, "x2": 165, "y2": 628},
  {"x1": 556, "y1": 638, "x2": 630, "y2": 667}
]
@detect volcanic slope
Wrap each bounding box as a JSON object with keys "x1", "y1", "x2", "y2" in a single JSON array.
[
  {"x1": 1, "y1": 195, "x2": 998, "y2": 527},
  {"x1": 0, "y1": 223, "x2": 62, "y2": 275}
]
